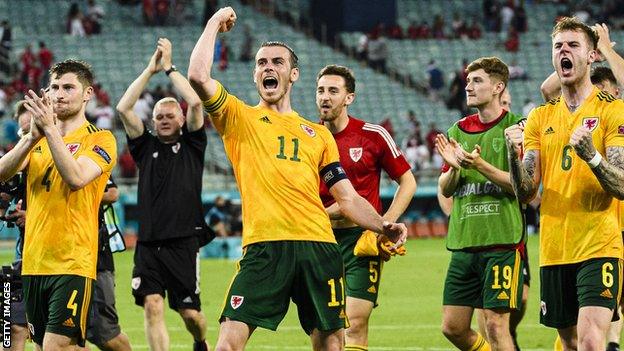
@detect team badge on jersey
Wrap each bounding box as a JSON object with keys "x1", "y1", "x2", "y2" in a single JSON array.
[
  {"x1": 582, "y1": 117, "x2": 599, "y2": 131},
  {"x1": 349, "y1": 147, "x2": 363, "y2": 162},
  {"x1": 300, "y1": 124, "x2": 316, "y2": 137},
  {"x1": 230, "y1": 295, "x2": 244, "y2": 309},
  {"x1": 492, "y1": 138, "x2": 504, "y2": 152},
  {"x1": 618, "y1": 125, "x2": 624, "y2": 135},
  {"x1": 66, "y1": 143, "x2": 80, "y2": 155},
  {"x1": 172, "y1": 142, "x2": 181, "y2": 154}
]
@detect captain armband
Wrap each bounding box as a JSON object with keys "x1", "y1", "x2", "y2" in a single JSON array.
[{"x1": 320, "y1": 162, "x2": 348, "y2": 189}]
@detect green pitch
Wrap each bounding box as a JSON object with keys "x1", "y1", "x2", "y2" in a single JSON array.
[{"x1": 2, "y1": 238, "x2": 565, "y2": 350}]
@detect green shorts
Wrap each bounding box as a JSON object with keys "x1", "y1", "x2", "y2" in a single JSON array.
[
  {"x1": 540, "y1": 258, "x2": 622, "y2": 329},
  {"x1": 22, "y1": 275, "x2": 94, "y2": 347},
  {"x1": 334, "y1": 227, "x2": 383, "y2": 305},
  {"x1": 443, "y1": 249, "x2": 524, "y2": 310},
  {"x1": 220, "y1": 241, "x2": 348, "y2": 334}
]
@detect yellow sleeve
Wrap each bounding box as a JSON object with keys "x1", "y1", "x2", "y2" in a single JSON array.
[
  {"x1": 603, "y1": 100, "x2": 624, "y2": 148},
  {"x1": 319, "y1": 130, "x2": 341, "y2": 170},
  {"x1": 202, "y1": 81, "x2": 244, "y2": 137},
  {"x1": 523, "y1": 108, "x2": 541, "y2": 151},
  {"x1": 81, "y1": 131, "x2": 117, "y2": 174}
]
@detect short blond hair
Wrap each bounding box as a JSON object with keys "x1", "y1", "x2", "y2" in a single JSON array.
[
  {"x1": 152, "y1": 97, "x2": 183, "y2": 119},
  {"x1": 551, "y1": 16, "x2": 598, "y2": 50}
]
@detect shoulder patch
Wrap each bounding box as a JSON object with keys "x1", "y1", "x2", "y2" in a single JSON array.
[{"x1": 92, "y1": 145, "x2": 112, "y2": 164}]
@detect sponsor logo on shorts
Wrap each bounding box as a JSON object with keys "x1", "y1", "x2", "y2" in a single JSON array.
[
  {"x1": 131, "y1": 277, "x2": 141, "y2": 290},
  {"x1": 540, "y1": 301, "x2": 547, "y2": 316},
  {"x1": 497, "y1": 291, "x2": 509, "y2": 300},
  {"x1": 182, "y1": 296, "x2": 193, "y2": 304},
  {"x1": 62, "y1": 318, "x2": 75, "y2": 328},
  {"x1": 600, "y1": 288, "x2": 613, "y2": 299},
  {"x1": 230, "y1": 295, "x2": 244, "y2": 309},
  {"x1": 367, "y1": 285, "x2": 377, "y2": 294}
]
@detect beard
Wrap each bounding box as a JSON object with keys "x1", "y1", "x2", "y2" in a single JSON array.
[{"x1": 54, "y1": 103, "x2": 82, "y2": 120}]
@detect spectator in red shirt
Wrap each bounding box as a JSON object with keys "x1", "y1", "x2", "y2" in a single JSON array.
[
  {"x1": 119, "y1": 145, "x2": 137, "y2": 179},
  {"x1": 38, "y1": 41, "x2": 53, "y2": 87}
]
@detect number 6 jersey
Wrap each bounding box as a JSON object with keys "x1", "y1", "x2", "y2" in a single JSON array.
[
  {"x1": 22, "y1": 122, "x2": 116, "y2": 279},
  {"x1": 524, "y1": 87, "x2": 624, "y2": 266},
  {"x1": 203, "y1": 82, "x2": 340, "y2": 247}
]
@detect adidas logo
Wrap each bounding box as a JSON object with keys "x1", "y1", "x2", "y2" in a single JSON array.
[
  {"x1": 259, "y1": 116, "x2": 271, "y2": 124},
  {"x1": 339, "y1": 308, "x2": 346, "y2": 319},
  {"x1": 182, "y1": 296, "x2": 193, "y2": 303},
  {"x1": 367, "y1": 286, "x2": 377, "y2": 293},
  {"x1": 62, "y1": 317, "x2": 75, "y2": 328},
  {"x1": 497, "y1": 291, "x2": 509, "y2": 300},
  {"x1": 545, "y1": 127, "x2": 555, "y2": 135},
  {"x1": 601, "y1": 289, "x2": 613, "y2": 299},
  {"x1": 33, "y1": 146, "x2": 42, "y2": 153}
]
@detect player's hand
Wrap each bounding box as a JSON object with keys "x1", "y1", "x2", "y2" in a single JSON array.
[
  {"x1": 146, "y1": 48, "x2": 163, "y2": 74},
  {"x1": 157, "y1": 38, "x2": 173, "y2": 71},
  {"x1": 504, "y1": 124, "x2": 524, "y2": 158},
  {"x1": 592, "y1": 23, "x2": 616, "y2": 62},
  {"x1": 210, "y1": 7, "x2": 237, "y2": 33},
  {"x1": 24, "y1": 89, "x2": 56, "y2": 134},
  {"x1": 435, "y1": 134, "x2": 462, "y2": 169},
  {"x1": 381, "y1": 220, "x2": 407, "y2": 250},
  {"x1": 377, "y1": 234, "x2": 407, "y2": 261},
  {"x1": 569, "y1": 125, "x2": 597, "y2": 162},
  {"x1": 457, "y1": 145, "x2": 482, "y2": 169},
  {"x1": 6, "y1": 199, "x2": 25, "y2": 228}
]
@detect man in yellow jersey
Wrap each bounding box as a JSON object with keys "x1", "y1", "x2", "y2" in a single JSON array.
[
  {"x1": 188, "y1": 7, "x2": 407, "y2": 351},
  {"x1": 506, "y1": 17, "x2": 624, "y2": 350},
  {"x1": 0, "y1": 60, "x2": 117, "y2": 349}
]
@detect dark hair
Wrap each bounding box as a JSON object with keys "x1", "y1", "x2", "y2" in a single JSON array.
[
  {"x1": 260, "y1": 41, "x2": 299, "y2": 68},
  {"x1": 552, "y1": 16, "x2": 598, "y2": 50},
  {"x1": 591, "y1": 66, "x2": 617, "y2": 86},
  {"x1": 465, "y1": 56, "x2": 509, "y2": 86},
  {"x1": 13, "y1": 100, "x2": 28, "y2": 120},
  {"x1": 49, "y1": 59, "x2": 94, "y2": 88},
  {"x1": 316, "y1": 65, "x2": 356, "y2": 93}
]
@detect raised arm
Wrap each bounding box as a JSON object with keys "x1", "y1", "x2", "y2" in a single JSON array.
[
  {"x1": 570, "y1": 125, "x2": 624, "y2": 200},
  {"x1": 505, "y1": 124, "x2": 541, "y2": 203},
  {"x1": 115, "y1": 49, "x2": 164, "y2": 139},
  {"x1": 157, "y1": 38, "x2": 204, "y2": 132},
  {"x1": 382, "y1": 170, "x2": 416, "y2": 223},
  {"x1": 188, "y1": 7, "x2": 236, "y2": 101},
  {"x1": 540, "y1": 71, "x2": 560, "y2": 102},
  {"x1": 593, "y1": 23, "x2": 624, "y2": 87}
]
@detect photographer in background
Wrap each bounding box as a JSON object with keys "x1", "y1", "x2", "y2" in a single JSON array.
[{"x1": 2, "y1": 100, "x2": 31, "y2": 351}]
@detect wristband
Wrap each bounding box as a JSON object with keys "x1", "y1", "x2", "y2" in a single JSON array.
[{"x1": 587, "y1": 152, "x2": 602, "y2": 168}]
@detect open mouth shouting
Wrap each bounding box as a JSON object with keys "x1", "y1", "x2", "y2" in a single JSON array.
[
  {"x1": 560, "y1": 57, "x2": 573, "y2": 76},
  {"x1": 262, "y1": 76, "x2": 279, "y2": 92}
]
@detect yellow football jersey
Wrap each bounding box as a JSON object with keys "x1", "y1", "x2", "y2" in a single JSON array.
[
  {"x1": 22, "y1": 122, "x2": 117, "y2": 279},
  {"x1": 204, "y1": 82, "x2": 339, "y2": 247},
  {"x1": 524, "y1": 87, "x2": 624, "y2": 266}
]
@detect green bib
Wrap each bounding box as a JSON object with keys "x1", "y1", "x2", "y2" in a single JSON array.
[{"x1": 446, "y1": 112, "x2": 525, "y2": 250}]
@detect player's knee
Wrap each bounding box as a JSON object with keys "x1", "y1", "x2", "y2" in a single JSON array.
[
  {"x1": 577, "y1": 330, "x2": 604, "y2": 351},
  {"x1": 143, "y1": 296, "x2": 165, "y2": 320},
  {"x1": 441, "y1": 320, "x2": 468, "y2": 341},
  {"x1": 484, "y1": 315, "x2": 507, "y2": 341},
  {"x1": 345, "y1": 315, "x2": 368, "y2": 339},
  {"x1": 180, "y1": 308, "x2": 203, "y2": 325}
]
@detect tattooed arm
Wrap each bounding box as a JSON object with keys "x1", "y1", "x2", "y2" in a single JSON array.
[
  {"x1": 505, "y1": 124, "x2": 541, "y2": 203},
  {"x1": 590, "y1": 146, "x2": 624, "y2": 200}
]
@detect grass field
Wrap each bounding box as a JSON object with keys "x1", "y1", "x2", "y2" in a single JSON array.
[{"x1": 1, "y1": 237, "x2": 565, "y2": 350}]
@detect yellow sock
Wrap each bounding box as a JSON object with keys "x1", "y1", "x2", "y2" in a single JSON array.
[
  {"x1": 345, "y1": 345, "x2": 368, "y2": 351},
  {"x1": 554, "y1": 335, "x2": 563, "y2": 351},
  {"x1": 468, "y1": 333, "x2": 491, "y2": 351}
]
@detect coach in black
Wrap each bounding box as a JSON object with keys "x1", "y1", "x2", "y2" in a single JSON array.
[{"x1": 116, "y1": 38, "x2": 213, "y2": 351}]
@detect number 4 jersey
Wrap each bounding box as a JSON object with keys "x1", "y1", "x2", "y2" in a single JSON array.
[
  {"x1": 22, "y1": 122, "x2": 117, "y2": 279},
  {"x1": 203, "y1": 82, "x2": 340, "y2": 247},
  {"x1": 524, "y1": 86, "x2": 624, "y2": 266}
]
